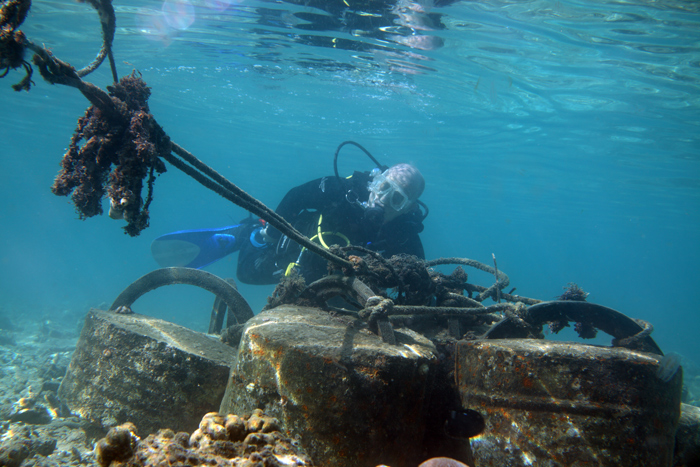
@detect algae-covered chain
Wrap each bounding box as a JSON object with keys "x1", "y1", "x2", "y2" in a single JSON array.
[{"x1": 0, "y1": 0, "x2": 353, "y2": 271}]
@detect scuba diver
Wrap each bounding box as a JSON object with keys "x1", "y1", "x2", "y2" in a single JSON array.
[{"x1": 151, "y1": 142, "x2": 428, "y2": 285}]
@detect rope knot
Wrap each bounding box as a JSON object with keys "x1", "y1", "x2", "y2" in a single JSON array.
[{"x1": 361, "y1": 296, "x2": 394, "y2": 322}]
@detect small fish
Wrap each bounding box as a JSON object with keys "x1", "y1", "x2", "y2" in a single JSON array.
[{"x1": 444, "y1": 409, "x2": 485, "y2": 439}]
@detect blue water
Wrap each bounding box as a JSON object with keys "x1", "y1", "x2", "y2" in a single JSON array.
[{"x1": 0, "y1": 0, "x2": 698, "y2": 365}]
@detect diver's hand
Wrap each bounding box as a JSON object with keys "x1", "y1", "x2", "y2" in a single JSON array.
[
  {"x1": 250, "y1": 225, "x2": 274, "y2": 248},
  {"x1": 258, "y1": 225, "x2": 275, "y2": 244}
]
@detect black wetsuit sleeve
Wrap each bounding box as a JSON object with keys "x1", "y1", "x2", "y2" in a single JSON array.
[
  {"x1": 266, "y1": 176, "x2": 348, "y2": 241},
  {"x1": 236, "y1": 176, "x2": 348, "y2": 285}
]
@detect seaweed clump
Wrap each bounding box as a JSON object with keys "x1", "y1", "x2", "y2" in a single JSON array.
[
  {"x1": 558, "y1": 282, "x2": 589, "y2": 301},
  {"x1": 51, "y1": 71, "x2": 170, "y2": 236},
  {"x1": 265, "y1": 270, "x2": 308, "y2": 310},
  {"x1": 0, "y1": 0, "x2": 33, "y2": 91}
]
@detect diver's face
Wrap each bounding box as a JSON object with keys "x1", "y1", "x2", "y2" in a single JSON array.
[{"x1": 368, "y1": 170, "x2": 411, "y2": 222}]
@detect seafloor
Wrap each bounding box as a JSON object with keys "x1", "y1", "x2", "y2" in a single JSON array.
[{"x1": 1, "y1": 303, "x2": 699, "y2": 466}]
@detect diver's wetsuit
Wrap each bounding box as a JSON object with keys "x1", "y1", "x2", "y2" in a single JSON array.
[{"x1": 237, "y1": 170, "x2": 425, "y2": 285}]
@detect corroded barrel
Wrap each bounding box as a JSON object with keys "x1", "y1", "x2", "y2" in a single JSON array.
[{"x1": 456, "y1": 340, "x2": 682, "y2": 467}]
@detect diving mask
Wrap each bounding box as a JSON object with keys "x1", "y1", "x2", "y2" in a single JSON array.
[{"x1": 367, "y1": 169, "x2": 411, "y2": 212}]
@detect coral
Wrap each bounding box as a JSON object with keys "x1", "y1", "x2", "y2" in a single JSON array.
[
  {"x1": 95, "y1": 422, "x2": 139, "y2": 467},
  {"x1": 51, "y1": 71, "x2": 169, "y2": 236},
  {"x1": 94, "y1": 410, "x2": 312, "y2": 467}
]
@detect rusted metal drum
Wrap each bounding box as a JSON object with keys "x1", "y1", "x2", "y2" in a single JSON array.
[{"x1": 456, "y1": 339, "x2": 682, "y2": 466}]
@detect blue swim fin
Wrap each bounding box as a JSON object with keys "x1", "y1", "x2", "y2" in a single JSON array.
[{"x1": 151, "y1": 224, "x2": 246, "y2": 269}]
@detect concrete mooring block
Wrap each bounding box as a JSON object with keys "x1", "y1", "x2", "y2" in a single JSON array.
[
  {"x1": 59, "y1": 309, "x2": 236, "y2": 435},
  {"x1": 456, "y1": 339, "x2": 682, "y2": 467},
  {"x1": 220, "y1": 305, "x2": 441, "y2": 467}
]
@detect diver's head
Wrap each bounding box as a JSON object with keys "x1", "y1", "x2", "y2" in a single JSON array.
[{"x1": 367, "y1": 163, "x2": 425, "y2": 223}]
